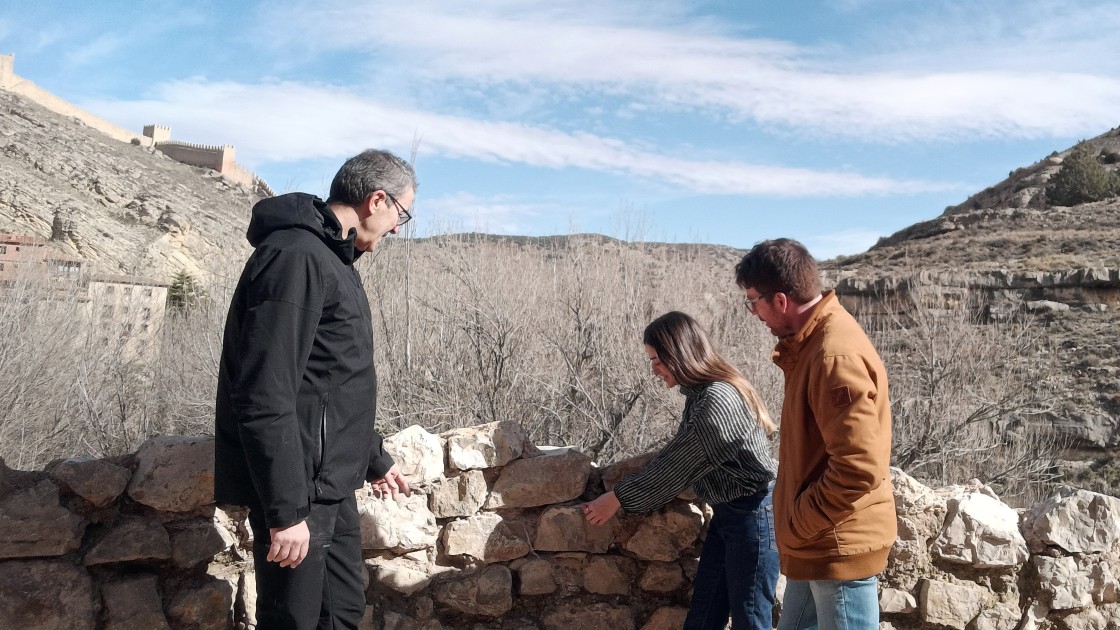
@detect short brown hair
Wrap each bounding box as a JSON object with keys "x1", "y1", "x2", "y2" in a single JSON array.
[{"x1": 734, "y1": 238, "x2": 821, "y2": 303}]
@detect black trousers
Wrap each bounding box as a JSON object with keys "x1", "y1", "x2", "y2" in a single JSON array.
[{"x1": 248, "y1": 494, "x2": 365, "y2": 630}]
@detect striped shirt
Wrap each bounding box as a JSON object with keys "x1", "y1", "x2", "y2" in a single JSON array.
[{"x1": 614, "y1": 381, "x2": 777, "y2": 513}]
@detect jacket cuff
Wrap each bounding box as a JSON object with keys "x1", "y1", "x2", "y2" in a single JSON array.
[
  {"x1": 265, "y1": 503, "x2": 311, "y2": 530},
  {"x1": 366, "y1": 453, "x2": 396, "y2": 480}
]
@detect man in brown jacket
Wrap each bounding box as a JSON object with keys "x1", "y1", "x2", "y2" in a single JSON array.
[{"x1": 735, "y1": 238, "x2": 895, "y2": 630}]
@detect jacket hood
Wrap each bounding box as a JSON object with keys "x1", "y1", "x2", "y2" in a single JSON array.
[{"x1": 246, "y1": 192, "x2": 363, "y2": 264}]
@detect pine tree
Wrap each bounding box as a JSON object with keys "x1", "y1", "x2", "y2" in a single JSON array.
[
  {"x1": 167, "y1": 270, "x2": 206, "y2": 312},
  {"x1": 1046, "y1": 143, "x2": 1120, "y2": 206}
]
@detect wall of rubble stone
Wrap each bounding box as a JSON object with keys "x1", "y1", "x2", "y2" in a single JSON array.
[{"x1": 1, "y1": 422, "x2": 1118, "y2": 630}]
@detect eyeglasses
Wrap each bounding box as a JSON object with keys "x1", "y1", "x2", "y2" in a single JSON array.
[
  {"x1": 744, "y1": 292, "x2": 775, "y2": 314},
  {"x1": 385, "y1": 191, "x2": 413, "y2": 227}
]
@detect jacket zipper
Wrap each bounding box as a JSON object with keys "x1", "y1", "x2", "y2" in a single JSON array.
[{"x1": 315, "y1": 400, "x2": 327, "y2": 497}]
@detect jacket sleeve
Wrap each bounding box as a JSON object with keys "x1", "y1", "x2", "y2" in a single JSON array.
[
  {"x1": 614, "y1": 421, "x2": 712, "y2": 513},
  {"x1": 230, "y1": 247, "x2": 324, "y2": 528},
  {"x1": 790, "y1": 353, "x2": 890, "y2": 540},
  {"x1": 366, "y1": 431, "x2": 395, "y2": 480}
]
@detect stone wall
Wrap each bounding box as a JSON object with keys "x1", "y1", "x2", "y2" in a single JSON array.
[
  {"x1": 0, "y1": 53, "x2": 154, "y2": 148},
  {"x1": 1, "y1": 424, "x2": 1118, "y2": 630},
  {"x1": 2, "y1": 53, "x2": 272, "y2": 197}
]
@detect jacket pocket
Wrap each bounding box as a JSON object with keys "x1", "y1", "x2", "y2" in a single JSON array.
[{"x1": 312, "y1": 397, "x2": 328, "y2": 497}]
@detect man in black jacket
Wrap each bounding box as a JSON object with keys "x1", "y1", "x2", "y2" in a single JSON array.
[{"x1": 215, "y1": 149, "x2": 415, "y2": 629}]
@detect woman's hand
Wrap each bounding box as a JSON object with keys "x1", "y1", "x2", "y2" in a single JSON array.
[{"x1": 581, "y1": 491, "x2": 621, "y2": 526}]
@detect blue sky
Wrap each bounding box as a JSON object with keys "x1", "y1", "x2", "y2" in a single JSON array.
[{"x1": 3, "y1": 1, "x2": 1119, "y2": 258}]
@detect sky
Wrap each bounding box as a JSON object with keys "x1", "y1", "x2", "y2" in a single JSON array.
[{"x1": 3, "y1": 1, "x2": 1119, "y2": 259}]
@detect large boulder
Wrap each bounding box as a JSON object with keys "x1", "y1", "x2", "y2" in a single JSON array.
[
  {"x1": 919, "y1": 579, "x2": 990, "y2": 630},
  {"x1": 169, "y1": 514, "x2": 238, "y2": 568},
  {"x1": 368, "y1": 550, "x2": 449, "y2": 596},
  {"x1": 359, "y1": 489, "x2": 439, "y2": 551},
  {"x1": 101, "y1": 574, "x2": 170, "y2": 630},
  {"x1": 84, "y1": 517, "x2": 172, "y2": 565},
  {"x1": 442, "y1": 512, "x2": 531, "y2": 564},
  {"x1": 1021, "y1": 487, "x2": 1120, "y2": 554},
  {"x1": 622, "y1": 502, "x2": 704, "y2": 562},
  {"x1": 433, "y1": 565, "x2": 513, "y2": 618},
  {"x1": 385, "y1": 425, "x2": 445, "y2": 484},
  {"x1": 0, "y1": 479, "x2": 86, "y2": 559},
  {"x1": 49, "y1": 456, "x2": 131, "y2": 507},
  {"x1": 534, "y1": 505, "x2": 615, "y2": 553},
  {"x1": 932, "y1": 491, "x2": 1028, "y2": 568},
  {"x1": 484, "y1": 447, "x2": 591, "y2": 509},
  {"x1": 427, "y1": 470, "x2": 488, "y2": 518},
  {"x1": 0, "y1": 560, "x2": 97, "y2": 630},
  {"x1": 1035, "y1": 555, "x2": 1094, "y2": 611},
  {"x1": 444, "y1": 421, "x2": 530, "y2": 471},
  {"x1": 541, "y1": 602, "x2": 635, "y2": 630},
  {"x1": 127, "y1": 436, "x2": 214, "y2": 512}
]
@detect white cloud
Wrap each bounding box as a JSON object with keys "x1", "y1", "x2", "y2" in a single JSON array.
[
  {"x1": 64, "y1": 34, "x2": 125, "y2": 68},
  {"x1": 85, "y1": 79, "x2": 953, "y2": 197},
  {"x1": 256, "y1": 0, "x2": 1120, "y2": 142},
  {"x1": 803, "y1": 228, "x2": 884, "y2": 260},
  {"x1": 420, "y1": 192, "x2": 552, "y2": 235}
]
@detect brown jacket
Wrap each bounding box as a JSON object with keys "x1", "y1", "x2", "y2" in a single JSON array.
[{"x1": 772, "y1": 290, "x2": 896, "y2": 580}]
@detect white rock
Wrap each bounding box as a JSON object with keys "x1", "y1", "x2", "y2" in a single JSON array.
[
  {"x1": 444, "y1": 421, "x2": 528, "y2": 470},
  {"x1": 1021, "y1": 487, "x2": 1120, "y2": 554},
  {"x1": 1035, "y1": 555, "x2": 1093, "y2": 611},
  {"x1": 359, "y1": 489, "x2": 439, "y2": 551},
  {"x1": 385, "y1": 425, "x2": 445, "y2": 484},
  {"x1": 932, "y1": 492, "x2": 1028, "y2": 568}
]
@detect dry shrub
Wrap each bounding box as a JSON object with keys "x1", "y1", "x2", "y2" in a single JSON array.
[
  {"x1": 869, "y1": 288, "x2": 1064, "y2": 506},
  {"x1": 359, "y1": 233, "x2": 778, "y2": 464},
  {"x1": 0, "y1": 229, "x2": 1062, "y2": 495}
]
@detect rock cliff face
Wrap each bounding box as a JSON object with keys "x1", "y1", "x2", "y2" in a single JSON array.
[
  {"x1": 0, "y1": 88, "x2": 259, "y2": 280},
  {"x1": 2, "y1": 426, "x2": 1118, "y2": 630},
  {"x1": 825, "y1": 128, "x2": 1120, "y2": 468}
]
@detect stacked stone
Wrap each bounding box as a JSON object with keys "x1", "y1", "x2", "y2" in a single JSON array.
[
  {"x1": 882, "y1": 469, "x2": 1120, "y2": 630},
  {"x1": 0, "y1": 436, "x2": 237, "y2": 630},
  {"x1": 366, "y1": 421, "x2": 701, "y2": 630},
  {"x1": 4, "y1": 430, "x2": 1120, "y2": 629}
]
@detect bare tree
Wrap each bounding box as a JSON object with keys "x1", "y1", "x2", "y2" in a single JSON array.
[{"x1": 870, "y1": 288, "x2": 1063, "y2": 505}]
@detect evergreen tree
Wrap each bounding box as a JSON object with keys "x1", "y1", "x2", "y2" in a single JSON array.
[
  {"x1": 167, "y1": 270, "x2": 207, "y2": 312},
  {"x1": 1046, "y1": 143, "x2": 1120, "y2": 206}
]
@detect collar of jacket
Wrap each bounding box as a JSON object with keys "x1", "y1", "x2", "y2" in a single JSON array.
[
  {"x1": 771, "y1": 289, "x2": 839, "y2": 369},
  {"x1": 678, "y1": 382, "x2": 707, "y2": 398},
  {"x1": 319, "y1": 202, "x2": 363, "y2": 265}
]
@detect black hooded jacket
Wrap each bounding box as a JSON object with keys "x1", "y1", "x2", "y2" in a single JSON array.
[{"x1": 214, "y1": 193, "x2": 394, "y2": 528}]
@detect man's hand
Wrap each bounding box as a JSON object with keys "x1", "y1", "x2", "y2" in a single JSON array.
[
  {"x1": 582, "y1": 491, "x2": 621, "y2": 526},
  {"x1": 371, "y1": 463, "x2": 411, "y2": 500},
  {"x1": 267, "y1": 520, "x2": 310, "y2": 569}
]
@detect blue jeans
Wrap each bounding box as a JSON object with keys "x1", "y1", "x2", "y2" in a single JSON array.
[
  {"x1": 777, "y1": 577, "x2": 879, "y2": 630},
  {"x1": 685, "y1": 484, "x2": 780, "y2": 630}
]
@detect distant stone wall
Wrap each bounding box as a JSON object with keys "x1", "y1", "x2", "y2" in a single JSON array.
[
  {"x1": 2, "y1": 424, "x2": 1118, "y2": 630},
  {"x1": 1, "y1": 54, "x2": 272, "y2": 196},
  {"x1": 0, "y1": 53, "x2": 154, "y2": 147},
  {"x1": 154, "y1": 142, "x2": 234, "y2": 175}
]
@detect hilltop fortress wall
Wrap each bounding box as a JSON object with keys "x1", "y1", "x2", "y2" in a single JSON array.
[
  {"x1": 0, "y1": 53, "x2": 154, "y2": 147},
  {"x1": 0, "y1": 53, "x2": 272, "y2": 196}
]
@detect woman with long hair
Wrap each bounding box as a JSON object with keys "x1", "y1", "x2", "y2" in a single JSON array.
[{"x1": 582, "y1": 311, "x2": 779, "y2": 630}]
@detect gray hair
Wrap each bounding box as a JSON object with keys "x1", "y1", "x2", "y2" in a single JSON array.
[{"x1": 327, "y1": 149, "x2": 417, "y2": 205}]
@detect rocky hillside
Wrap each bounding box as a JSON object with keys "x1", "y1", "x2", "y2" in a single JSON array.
[
  {"x1": 827, "y1": 126, "x2": 1120, "y2": 485},
  {"x1": 837, "y1": 127, "x2": 1120, "y2": 273},
  {"x1": 0, "y1": 88, "x2": 260, "y2": 281}
]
